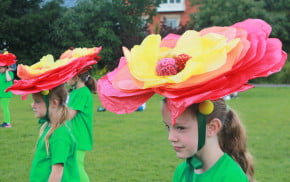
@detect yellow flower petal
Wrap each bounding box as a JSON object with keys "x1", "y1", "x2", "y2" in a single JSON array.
[
  {"x1": 127, "y1": 30, "x2": 240, "y2": 89},
  {"x1": 128, "y1": 34, "x2": 161, "y2": 80}
]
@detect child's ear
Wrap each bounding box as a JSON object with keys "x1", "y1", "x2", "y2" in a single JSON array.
[
  {"x1": 206, "y1": 118, "x2": 222, "y2": 137},
  {"x1": 50, "y1": 99, "x2": 60, "y2": 108}
]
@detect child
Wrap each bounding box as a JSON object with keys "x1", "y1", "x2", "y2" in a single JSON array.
[
  {"x1": 97, "y1": 19, "x2": 287, "y2": 181},
  {"x1": 66, "y1": 70, "x2": 97, "y2": 182},
  {"x1": 7, "y1": 47, "x2": 101, "y2": 181},
  {"x1": 162, "y1": 99, "x2": 253, "y2": 181},
  {"x1": 0, "y1": 52, "x2": 17, "y2": 128},
  {"x1": 30, "y1": 85, "x2": 79, "y2": 181}
]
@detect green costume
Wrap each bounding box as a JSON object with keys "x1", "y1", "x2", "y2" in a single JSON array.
[
  {"x1": 67, "y1": 86, "x2": 93, "y2": 181},
  {"x1": 0, "y1": 71, "x2": 14, "y2": 124},
  {"x1": 0, "y1": 71, "x2": 14, "y2": 98},
  {"x1": 30, "y1": 123, "x2": 79, "y2": 182},
  {"x1": 67, "y1": 86, "x2": 93, "y2": 151},
  {"x1": 172, "y1": 153, "x2": 248, "y2": 182}
]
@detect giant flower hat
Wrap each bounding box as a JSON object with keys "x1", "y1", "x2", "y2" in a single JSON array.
[
  {"x1": 7, "y1": 47, "x2": 102, "y2": 95},
  {"x1": 97, "y1": 19, "x2": 287, "y2": 123},
  {"x1": 0, "y1": 52, "x2": 17, "y2": 66}
]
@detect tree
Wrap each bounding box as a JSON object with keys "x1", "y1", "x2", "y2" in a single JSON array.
[
  {"x1": 188, "y1": 0, "x2": 290, "y2": 83},
  {"x1": 0, "y1": 0, "x2": 161, "y2": 68},
  {"x1": 189, "y1": 0, "x2": 290, "y2": 52},
  {"x1": 50, "y1": 0, "x2": 161, "y2": 70},
  {"x1": 262, "y1": 0, "x2": 290, "y2": 52},
  {"x1": 189, "y1": 0, "x2": 267, "y2": 29},
  {"x1": 0, "y1": 0, "x2": 64, "y2": 64}
]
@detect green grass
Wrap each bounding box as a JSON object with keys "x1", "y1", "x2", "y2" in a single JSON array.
[{"x1": 0, "y1": 87, "x2": 289, "y2": 182}]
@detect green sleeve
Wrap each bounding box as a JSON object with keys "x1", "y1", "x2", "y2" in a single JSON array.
[
  {"x1": 222, "y1": 170, "x2": 249, "y2": 182},
  {"x1": 49, "y1": 128, "x2": 72, "y2": 165},
  {"x1": 68, "y1": 90, "x2": 88, "y2": 111}
]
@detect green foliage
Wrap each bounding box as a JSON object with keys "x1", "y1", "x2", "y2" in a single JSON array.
[
  {"x1": 0, "y1": 0, "x2": 65, "y2": 64},
  {"x1": 188, "y1": 0, "x2": 290, "y2": 83},
  {"x1": 189, "y1": 0, "x2": 290, "y2": 53},
  {"x1": 189, "y1": 0, "x2": 267, "y2": 29},
  {"x1": 0, "y1": 0, "x2": 160, "y2": 69},
  {"x1": 0, "y1": 87, "x2": 290, "y2": 181}
]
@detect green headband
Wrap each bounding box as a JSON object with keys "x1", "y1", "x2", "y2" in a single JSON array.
[
  {"x1": 38, "y1": 94, "x2": 50, "y2": 125},
  {"x1": 197, "y1": 111, "x2": 207, "y2": 150},
  {"x1": 185, "y1": 100, "x2": 214, "y2": 171}
]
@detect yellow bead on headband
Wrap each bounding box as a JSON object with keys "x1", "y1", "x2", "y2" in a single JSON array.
[
  {"x1": 198, "y1": 100, "x2": 214, "y2": 115},
  {"x1": 196, "y1": 100, "x2": 214, "y2": 151},
  {"x1": 41, "y1": 90, "x2": 50, "y2": 95}
]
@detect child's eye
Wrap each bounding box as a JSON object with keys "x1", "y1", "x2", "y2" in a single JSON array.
[
  {"x1": 164, "y1": 124, "x2": 170, "y2": 131},
  {"x1": 176, "y1": 126, "x2": 186, "y2": 131}
]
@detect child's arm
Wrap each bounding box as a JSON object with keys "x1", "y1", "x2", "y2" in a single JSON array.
[
  {"x1": 68, "y1": 109, "x2": 78, "y2": 120},
  {"x1": 5, "y1": 69, "x2": 13, "y2": 82},
  {"x1": 48, "y1": 163, "x2": 64, "y2": 182}
]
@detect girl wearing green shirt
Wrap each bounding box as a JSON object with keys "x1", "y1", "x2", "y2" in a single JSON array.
[
  {"x1": 67, "y1": 71, "x2": 97, "y2": 182},
  {"x1": 6, "y1": 47, "x2": 101, "y2": 182},
  {"x1": 162, "y1": 99, "x2": 254, "y2": 182},
  {"x1": 30, "y1": 85, "x2": 79, "y2": 182},
  {"x1": 0, "y1": 52, "x2": 16, "y2": 128}
]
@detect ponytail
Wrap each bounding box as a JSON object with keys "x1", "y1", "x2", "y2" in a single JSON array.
[
  {"x1": 219, "y1": 109, "x2": 255, "y2": 182},
  {"x1": 78, "y1": 71, "x2": 97, "y2": 94},
  {"x1": 206, "y1": 99, "x2": 255, "y2": 182}
]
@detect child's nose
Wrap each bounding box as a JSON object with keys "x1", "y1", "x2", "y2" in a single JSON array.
[{"x1": 168, "y1": 130, "x2": 177, "y2": 143}]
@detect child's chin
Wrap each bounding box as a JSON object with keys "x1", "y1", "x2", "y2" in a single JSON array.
[{"x1": 176, "y1": 153, "x2": 188, "y2": 159}]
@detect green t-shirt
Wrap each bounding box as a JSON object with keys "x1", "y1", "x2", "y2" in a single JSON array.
[
  {"x1": 173, "y1": 153, "x2": 249, "y2": 182},
  {"x1": 0, "y1": 71, "x2": 14, "y2": 98},
  {"x1": 67, "y1": 86, "x2": 93, "y2": 150},
  {"x1": 30, "y1": 124, "x2": 80, "y2": 182}
]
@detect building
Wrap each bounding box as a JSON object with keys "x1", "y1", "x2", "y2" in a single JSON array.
[{"x1": 148, "y1": 0, "x2": 199, "y2": 33}]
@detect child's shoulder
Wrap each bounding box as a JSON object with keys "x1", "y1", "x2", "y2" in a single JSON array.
[
  {"x1": 217, "y1": 153, "x2": 249, "y2": 181},
  {"x1": 71, "y1": 86, "x2": 90, "y2": 96},
  {"x1": 51, "y1": 124, "x2": 72, "y2": 140}
]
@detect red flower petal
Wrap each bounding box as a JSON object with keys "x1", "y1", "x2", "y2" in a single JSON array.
[
  {"x1": 0, "y1": 53, "x2": 17, "y2": 66},
  {"x1": 7, "y1": 48, "x2": 101, "y2": 95}
]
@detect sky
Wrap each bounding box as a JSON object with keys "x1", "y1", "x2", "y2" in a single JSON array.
[
  {"x1": 62, "y1": 0, "x2": 77, "y2": 7},
  {"x1": 42, "y1": 0, "x2": 77, "y2": 7}
]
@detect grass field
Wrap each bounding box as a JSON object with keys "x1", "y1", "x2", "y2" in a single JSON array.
[{"x1": 0, "y1": 87, "x2": 289, "y2": 182}]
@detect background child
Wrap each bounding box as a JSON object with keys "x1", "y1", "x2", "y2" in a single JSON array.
[
  {"x1": 7, "y1": 47, "x2": 101, "y2": 181},
  {"x1": 162, "y1": 99, "x2": 254, "y2": 181},
  {"x1": 30, "y1": 85, "x2": 79, "y2": 181},
  {"x1": 0, "y1": 52, "x2": 17, "y2": 128},
  {"x1": 67, "y1": 71, "x2": 97, "y2": 182}
]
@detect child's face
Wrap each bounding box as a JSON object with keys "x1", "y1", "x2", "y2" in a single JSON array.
[
  {"x1": 162, "y1": 104, "x2": 199, "y2": 159},
  {"x1": 67, "y1": 77, "x2": 77, "y2": 86},
  {"x1": 0, "y1": 66, "x2": 7, "y2": 73},
  {"x1": 31, "y1": 94, "x2": 47, "y2": 119}
]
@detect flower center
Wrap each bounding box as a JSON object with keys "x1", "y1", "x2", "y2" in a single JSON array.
[{"x1": 156, "y1": 54, "x2": 191, "y2": 76}]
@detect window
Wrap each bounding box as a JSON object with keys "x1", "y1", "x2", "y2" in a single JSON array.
[
  {"x1": 157, "y1": 0, "x2": 185, "y2": 12},
  {"x1": 161, "y1": 15, "x2": 180, "y2": 28},
  {"x1": 165, "y1": 19, "x2": 179, "y2": 28}
]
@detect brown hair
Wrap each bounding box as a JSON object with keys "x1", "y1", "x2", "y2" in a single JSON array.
[
  {"x1": 205, "y1": 99, "x2": 255, "y2": 182},
  {"x1": 77, "y1": 71, "x2": 97, "y2": 94},
  {"x1": 38, "y1": 84, "x2": 69, "y2": 154}
]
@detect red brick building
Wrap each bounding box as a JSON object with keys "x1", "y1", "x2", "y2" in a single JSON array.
[{"x1": 148, "y1": 0, "x2": 199, "y2": 33}]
